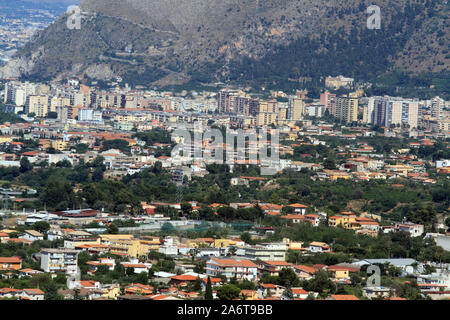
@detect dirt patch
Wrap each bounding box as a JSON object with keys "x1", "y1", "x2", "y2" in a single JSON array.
[{"x1": 346, "y1": 200, "x2": 366, "y2": 212}]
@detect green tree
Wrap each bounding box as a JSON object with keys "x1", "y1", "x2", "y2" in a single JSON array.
[
  {"x1": 205, "y1": 277, "x2": 213, "y2": 300},
  {"x1": 180, "y1": 202, "x2": 193, "y2": 216},
  {"x1": 240, "y1": 232, "x2": 253, "y2": 245},
  {"x1": 126, "y1": 267, "x2": 135, "y2": 276},
  {"x1": 302, "y1": 270, "x2": 336, "y2": 298},
  {"x1": 277, "y1": 268, "x2": 301, "y2": 287},
  {"x1": 193, "y1": 277, "x2": 202, "y2": 292},
  {"x1": 20, "y1": 157, "x2": 33, "y2": 173},
  {"x1": 216, "y1": 284, "x2": 241, "y2": 301},
  {"x1": 228, "y1": 246, "x2": 237, "y2": 256},
  {"x1": 107, "y1": 223, "x2": 119, "y2": 234},
  {"x1": 32, "y1": 221, "x2": 50, "y2": 233},
  {"x1": 323, "y1": 158, "x2": 336, "y2": 170},
  {"x1": 43, "y1": 282, "x2": 63, "y2": 300}
]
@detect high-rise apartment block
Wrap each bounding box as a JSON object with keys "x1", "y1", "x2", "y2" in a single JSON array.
[
  {"x1": 334, "y1": 96, "x2": 358, "y2": 123},
  {"x1": 369, "y1": 97, "x2": 420, "y2": 129}
]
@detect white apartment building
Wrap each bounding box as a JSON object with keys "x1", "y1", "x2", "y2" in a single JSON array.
[
  {"x1": 206, "y1": 257, "x2": 258, "y2": 281},
  {"x1": 40, "y1": 248, "x2": 79, "y2": 274},
  {"x1": 243, "y1": 242, "x2": 287, "y2": 261}
]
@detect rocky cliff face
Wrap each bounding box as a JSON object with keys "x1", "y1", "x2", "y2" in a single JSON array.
[{"x1": 1, "y1": 0, "x2": 448, "y2": 86}]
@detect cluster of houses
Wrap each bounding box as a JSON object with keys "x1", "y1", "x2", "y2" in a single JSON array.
[
  {"x1": 2, "y1": 217, "x2": 449, "y2": 300},
  {"x1": 0, "y1": 115, "x2": 448, "y2": 190}
]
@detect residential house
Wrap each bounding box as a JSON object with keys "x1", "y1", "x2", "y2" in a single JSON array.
[
  {"x1": 292, "y1": 265, "x2": 318, "y2": 280},
  {"x1": 0, "y1": 288, "x2": 44, "y2": 300},
  {"x1": 21, "y1": 288, "x2": 45, "y2": 300},
  {"x1": 125, "y1": 283, "x2": 154, "y2": 295},
  {"x1": 394, "y1": 222, "x2": 424, "y2": 237},
  {"x1": 19, "y1": 268, "x2": 44, "y2": 278},
  {"x1": 121, "y1": 258, "x2": 152, "y2": 273},
  {"x1": 280, "y1": 214, "x2": 305, "y2": 224},
  {"x1": 291, "y1": 288, "x2": 314, "y2": 299},
  {"x1": 362, "y1": 286, "x2": 392, "y2": 299},
  {"x1": 0, "y1": 232, "x2": 9, "y2": 243},
  {"x1": 326, "y1": 265, "x2": 359, "y2": 282},
  {"x1": 86, "y1": 258, "x2": 116, "y2": 274},
  {"x1": 287, "y1": 203, "x2": 307, "y2": 215},
  {"x1": 170, "y1": 274, "x2": 200, "y2": 287},
  {"x1": 327, "y1": 294, "x2": 360, "y2": 300},
  {"x1": 22, "y1": 230, "x2": 44, "y2": 242},
  {"x1": 328, "y1": 212, "x2": 359, "y2": 230},
  {"x1": 257, "y1": 284, "x2": 285, "y2": 299},
  {"x1": 240, "y1": 289, "x2": 258, "y2": 300},
  {"x1": 258, "y1": 260, "x2": 293, "y2": 276},
  {"x1": 304, "y1": 214, "x2": 320, "y2": 227},
  {"x1": 0, "y1": 288, "x2": 22, "y2": 299},
  {"x1": 206, "y1": 258, "x2": 258, "y2": 281},
  {"x1": 0, "y1": 257, "x2": 22, "y2": 271},
  {"x1": 201, "y1": 277, "x2": 223, "y2": 291},
  {"x1": 307, "y1": 242, "x2": 331, "y2": 253}
]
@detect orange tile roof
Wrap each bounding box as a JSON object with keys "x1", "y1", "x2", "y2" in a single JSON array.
[
  {"x1": 331, "y1": 294, "x2": 359, "y2": 300},
  {"x1": 79, "y1": 280, "x2": 98, "y2": 288},
  {"x1": 262, "y1": 261, "x2": 292, "y2": 266},
  {"x1": 259, "y1": 283, "x2": 277, "y2": 288},
  {"x1": 209, "y1": 258, "x2": 257, "y2": 268},
  {"x1": 292, "y1": 288, "x2": 308, "y2": 295},
  {"x1": 294, "y1": 265, "x2": 318, "y2": 274},
  {"x1": 23, "y1": 288, "x2": 44, "y2": 295},
  {"x1": 0, "y1": 257, "x2": 21, "y2": 263},
  {"x1": 288, "y1": 203, "x2": 308, "y2": 208},
  {"x1": 281, "y1": 214, "x2": 305, "y2": 220},
  {"x1": 327, "y1": 266, "x2": 359, "y2": 272},
  {"x1": 170, "y1": 275, "x2": 199, "y2": 281},
  {"x1": 150, "y1": 294, "x2": 171, "y2": 300},
  {"x1": 202, "y1": 277, "x2": 222, "y2": 284}
]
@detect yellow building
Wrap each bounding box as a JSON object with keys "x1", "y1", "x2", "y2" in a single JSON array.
[
  {"x1": 240, "y1": 290, "x2": 258, "y2": 300},
  {"x1": 214, "y1": 239, "x2": 237, "y2": 248},
  {"x1": 26, "y1": 95, "x2": 50, "y2": 117},
  {"x1": 50, "y1": 96, "x2": 71, "y2": 112},
  {"x1": 256, "y1": 100, "x2": 278, "y2": 127},
  {"x1": 328, "y1": 266, "x2": 350, "y2": 280},
  {"x1": 0, "y1": 136, "x2": 13, "y2": 144},
  {"x1": 438, "y1": 118, "x2": 450, "y2": 132},
  {"x1": 140, "y1": 236, "x2": 161, "y2": 251},
  {"x1": 100, "y1": 234, "x2": 134, "y2": 246},
  {"x1": 384, "y1": 164, "x2": 414, "y2": 175},
  {"x1": 185, "y1": 238, "x2": 214, "y2": 248},
  {"x1": 100, "y1": 285, "x2": 121, "y2": 300},
  {"x1": 325, "y1": 170, "x2": 351, "y2": 181},
  {"x1": 109, "y1": 239, "x2": 149, "y2": 258},
  {"x1": 290, "y1": 97, "x2": 304, "y2": 121},
  {"x1": 51, "y1": 140, "x2": 68, "y2": 151},
  {"x1": 287, "y1": 241, "x2": 304, "y2": 251},
  {"x1": 328, "y1": 212, "x2": 358, "y2": 229}
]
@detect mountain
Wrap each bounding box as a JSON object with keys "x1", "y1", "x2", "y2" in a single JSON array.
[{"x1": 1, "y1": 0, "x2": 448, "y2": 90}]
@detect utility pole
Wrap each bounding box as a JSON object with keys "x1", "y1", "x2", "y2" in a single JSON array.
[{"x1": 173, "y1": 166, "x2": 184, "y2": 204}]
